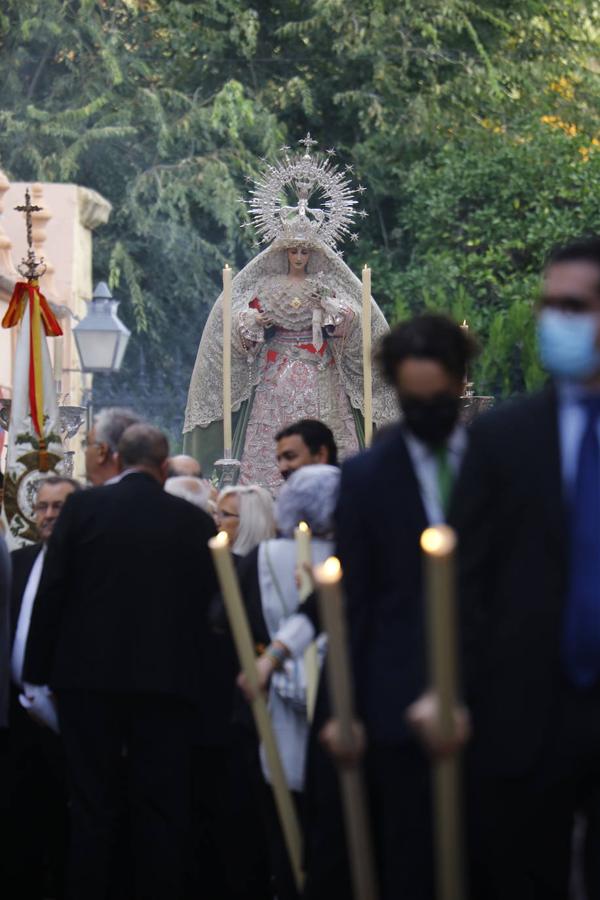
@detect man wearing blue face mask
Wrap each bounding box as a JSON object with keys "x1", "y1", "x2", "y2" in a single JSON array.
[{"x1": 452, "y1": 236, "x2": 600, "y2": 899}]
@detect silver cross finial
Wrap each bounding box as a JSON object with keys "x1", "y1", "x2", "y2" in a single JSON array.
[
  {"x1": 15, "y1": 188, "x2": 46, "y2": 282},
  {"x1": 298, "y1": 133, "x2": 318, "y2": 151}
]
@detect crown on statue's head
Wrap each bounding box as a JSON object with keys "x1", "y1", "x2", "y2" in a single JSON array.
[{"x1": 242, "y1": 134, "x2": 367, "y2": 252}]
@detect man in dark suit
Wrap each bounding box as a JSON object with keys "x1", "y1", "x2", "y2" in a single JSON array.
[
  {"x1": 304, "y1": 315, "x2": 474, "y2": 900},
  {"x1": 0, "y1": 530, "x2": 9, "y2": 733},
  {"x1": 452, "y1": 237, "x2": 600, "y2": 900},
  {"x1": 1, "y1": 475, "x2": 80, "y2": 900},
  {"x1": 23, "y1": 424, "x2": 217, "y2": 900}
]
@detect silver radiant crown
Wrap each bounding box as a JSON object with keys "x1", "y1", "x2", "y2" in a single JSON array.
[{"x1": 243, "y1": 134, "x2": 365, "y2": 251}]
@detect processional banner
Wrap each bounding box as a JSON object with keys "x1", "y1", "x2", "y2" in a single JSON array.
[{"x1": 1, "y1": 279, "x2": 63, "y2": 548}]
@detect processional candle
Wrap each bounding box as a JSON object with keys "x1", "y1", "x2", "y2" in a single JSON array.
[
  {"x1": 314, "y1": 557, "x2": 378, "y2": 900},
  {"x1": 420, "y1": 525, "x2": 464, "y2": 900},
  {"x1": 362, "y1": 265, "x2": 373, "y2": 446},
  {"x1": 208, "y1": 532, "x2": 304, "y2": 892},
  {"x1": 294, "y1": 521, "x2": 318, "y2": 721},
  {"x1": 222, "y1": 264, "x2": 233, "y2": 457}
]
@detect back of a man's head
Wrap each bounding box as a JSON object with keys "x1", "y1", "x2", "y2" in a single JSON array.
[
  {"x1": 95, "y1": 408, "x2": 143, "y2": 453},
  {"x1": 167, "y1": 454, "x2": 202, "y2": 479},
  {"x1": 118, "y1": 424, "x2": 170, "y2": 482},
  {"x1": 87, "y1": 407, "x2": 144, "y2": 485},
  {"x1": 164, "y1": 476, "x2": 212, "y2": 512}
]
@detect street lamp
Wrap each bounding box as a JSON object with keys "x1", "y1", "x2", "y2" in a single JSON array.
[{"x1": 73, "y1": 281, "x2": 131, "y2": 374}]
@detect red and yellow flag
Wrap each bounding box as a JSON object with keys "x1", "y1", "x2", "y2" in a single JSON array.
[{"x1": 2, "y1": 280, "x2": 62, "y2": 470}]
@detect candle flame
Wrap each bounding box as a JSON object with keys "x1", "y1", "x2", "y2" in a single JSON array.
[
  {"x1": 420, "y1": 525, "x2": 457, "y2": 557},
  {"x1": 315, "y1": 556, "x2": 342, "y2": 584},
  {"x1": 209, "y1": 530, "x2": 230, "y2": 549},
  {"x1": 224, "y1": 263, "x2": 231, "y2": 270},
  {"x1": 298, "y1": 521, "x2": 310, "y2": 534}
]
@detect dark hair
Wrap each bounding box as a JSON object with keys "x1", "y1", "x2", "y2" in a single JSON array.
[
  {"x1": 377, "y1": 314, "x2": 477, "y2": 385},
  {"x1": 118, "y1": 423, "x2": 169, "y2": 469},
  {"x1": 37, "y1": 475, "x2": 82, "y2": 494},
  {"x1": 275, "y1": 419, "x2": 338, "y2": 467},
  {"x1": 546, "y1": 236, "x2": 600, "y2": 276}
]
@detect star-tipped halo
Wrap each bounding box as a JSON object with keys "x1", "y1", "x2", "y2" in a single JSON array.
[{"x1": 244, "y1": 136, "x2": 366, "y2": 251}]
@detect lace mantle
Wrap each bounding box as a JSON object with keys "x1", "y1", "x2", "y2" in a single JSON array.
[{"x1": 184, "y1": 242, "x2": 397, "y2": 432}]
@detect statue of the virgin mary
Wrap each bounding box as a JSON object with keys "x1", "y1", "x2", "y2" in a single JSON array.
[{"x1": 183, "y1": 137, "x2": 396, "y2": 491}]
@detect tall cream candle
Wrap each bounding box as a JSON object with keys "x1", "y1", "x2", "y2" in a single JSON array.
[
  {"x1": 295, "y1": 521, "x2": 318, "y2": 721},
  {"x1": 362, "y1": 265, "x2": 373, "y2": 446},
  {"x1": 420, "y1": 525, "x2": 464, "y2": 900},
  {"x1": 314, "y1": 557, "x2": 378, "y2": 900},
  {"x1": 209, "y1": 532, "x2": 304, "y2": 892},
  {"x1": 222, "y1": 264, "x2": 233, "y2": 457},
  {"x1": 295, "y1": 521, "x2": 313, "y2": 602}
]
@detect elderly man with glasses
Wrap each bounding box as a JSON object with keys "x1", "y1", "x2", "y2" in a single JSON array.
[{"x1": 1, "y1": 475, "x2": 81, "y2": 900}]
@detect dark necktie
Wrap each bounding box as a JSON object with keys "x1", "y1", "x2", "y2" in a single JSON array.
[
  {"x1": 434, "y1": 445, "x2": 454, "y2": 518},
  {"x1": 563, "y1": 396, "x2": 600, "y2": 688}
]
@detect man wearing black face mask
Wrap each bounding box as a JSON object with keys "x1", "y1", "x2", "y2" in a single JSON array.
[{"x1": 307, "y1": 314, "x2": 475, "y2": 900}]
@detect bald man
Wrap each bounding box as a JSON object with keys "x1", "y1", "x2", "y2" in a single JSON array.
[{"x1": 167, "y1": 454, "x2": 202, "y2": 479}]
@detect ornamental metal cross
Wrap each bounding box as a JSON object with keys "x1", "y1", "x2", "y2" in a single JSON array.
[
  {"x1": 14, "y1": 188, "x2": 46, "y2": 281},
  {"x1": 298, "y1": 132, "x2": 318, "y2": 151}
]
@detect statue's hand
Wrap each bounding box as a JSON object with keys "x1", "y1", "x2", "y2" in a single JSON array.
[
  {"x1": 320, "y1": 294, "x2": 347, "y2": 329},
  {"x1": 255, "y1": 312, "x2": 273, "y2": 328}
]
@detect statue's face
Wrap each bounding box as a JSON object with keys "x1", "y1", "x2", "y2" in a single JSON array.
[{"x1": 288, "y1": 246, "x2": 310, "y2": 273}]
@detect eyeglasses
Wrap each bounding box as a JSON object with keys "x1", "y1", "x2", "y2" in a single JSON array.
[{"x1": 81, "y1": 438, "x2": 106, "y2": 450}]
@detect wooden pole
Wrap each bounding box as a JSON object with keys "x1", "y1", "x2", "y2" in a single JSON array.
[
  {"x1": 361, "y1": 265, "x2": 373, "y2": 447},
  {"x1": 295, "y1": 521, "x2": 319, "y2": 722},
  {"x1": 420, "y1": 526, "x2": 464, "y2": 900},
  {"x1": 222, "y1": 264, "x2": 233, "y2": 457},
  {"x1": 314, "y1": 557, "x2": 378, "y2": 900},
  {"x1": 209, "y1": 532, "x2": 304, "y2": 892}
]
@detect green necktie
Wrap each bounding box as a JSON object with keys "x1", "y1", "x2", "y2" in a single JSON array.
[{"x1": 434, "y1": 445, "x2": 454, "y2": 517}]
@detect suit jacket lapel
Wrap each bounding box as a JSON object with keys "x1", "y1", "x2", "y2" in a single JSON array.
[
  {"x1": 535, "y1": 385, "x2": 567, "y2": 554},
  {"x1": 10, "y1": 544, "x2": 43, "y2": 645},
  {"x1": 387, "y1": 427, "x2": 430, "y2": 534}
]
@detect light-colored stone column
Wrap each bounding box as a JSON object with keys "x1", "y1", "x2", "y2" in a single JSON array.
[
  {"x1": 31, "y1": 182, "x2": 58, "y2": 299},
  {"x1": 0, "y1": 169, "x2": 17, "y2": 278}
]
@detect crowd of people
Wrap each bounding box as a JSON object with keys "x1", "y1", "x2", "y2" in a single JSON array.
[{"x1": 1, "y1": 235, "x2": 600, "y2": 900}]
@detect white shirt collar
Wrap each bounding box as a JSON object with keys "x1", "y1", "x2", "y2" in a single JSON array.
[
  {"x1": 402, "y1": 423, "x2": 467, "y2": 460},
  {"x1": 103, "y1": 467, "x2": 141, "y2": 486}
]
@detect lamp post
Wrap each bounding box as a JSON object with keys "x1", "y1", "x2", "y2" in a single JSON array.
[
  {"x1": 73, "y1": 281, "x2": 131, "y2": 374},
  {"x1": 72, "y1": 280, "x2": 132, "y2": 438}
]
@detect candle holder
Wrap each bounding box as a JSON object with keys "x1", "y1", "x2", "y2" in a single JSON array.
[
  {"x1": 58, "y1": 405, "x2": 87, "y2": 440},
  {"x1": 57, "y1": 450, "x2": 76, "y2": 478},
  {"x1": 0, "y1": 399, "x2": 86, "y2": 440},
  {"x1": 214, "y1": 456, "x2": 241, "y2": 489},
  {"x1": 460, "y1": 378, "x2": 494, "y2": 423}
]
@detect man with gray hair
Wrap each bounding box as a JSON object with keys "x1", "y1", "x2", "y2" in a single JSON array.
[
  {"x1": 164, "y1": 475, "x2": 212, "y2": 513},
  {"x1": 23, "y1": 423, "x2": 217, "y2": 900},
  {"x1": 2, "y1": 475, "x2": 81, "y2": 899},
  {"x1": 83, "y1": 406, "x2": 143, "y2": 485}
]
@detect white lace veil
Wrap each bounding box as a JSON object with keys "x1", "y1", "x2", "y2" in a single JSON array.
[{"x1": 183, "y1": 239, "x2": 397, "y2": 432}]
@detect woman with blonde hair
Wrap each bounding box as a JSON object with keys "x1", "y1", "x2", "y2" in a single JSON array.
[{"x1": 214, "y1": 484, "x2": 276, "y2": 556}]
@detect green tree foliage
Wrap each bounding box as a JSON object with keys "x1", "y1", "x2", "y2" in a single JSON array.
[{"x1": 0, "y1": 0, "x2": 599, "y2": 434}]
